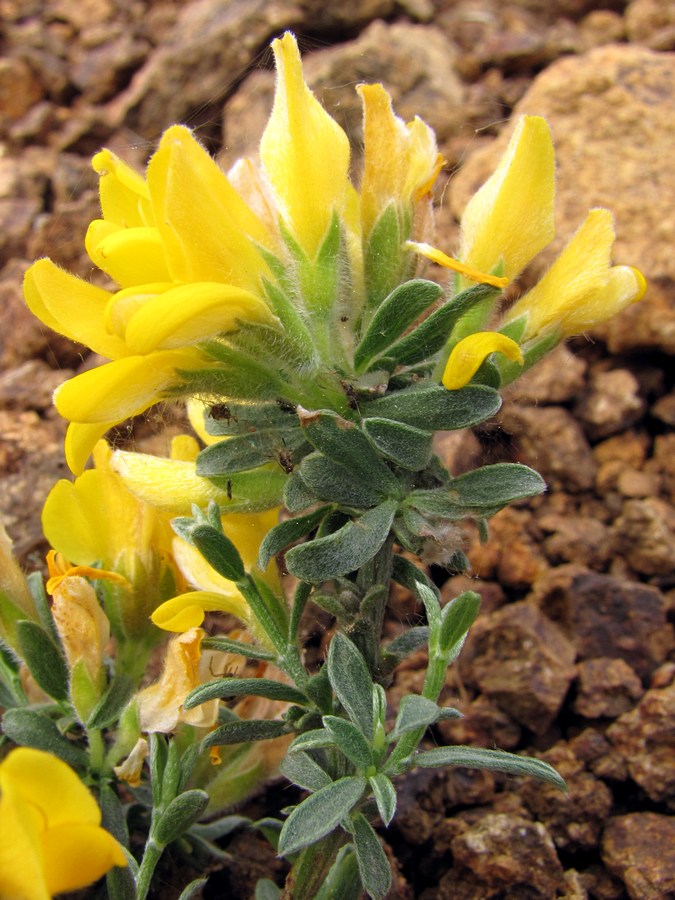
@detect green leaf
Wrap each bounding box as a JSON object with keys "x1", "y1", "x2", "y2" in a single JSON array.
[
  {"x1": 87, "y1": 675, "x2": 134, "y2": 729},
  {"x1": 16, "y1": 620, "x2": 68, "y2": 702},
  {"x1": 209, "y1": 467, "x2": 288, "y2": 513},
  {"x1": 323, "y1": 716, "x2": 374, "y2": 771},
  {"x1": 439, "y1": 591, "x2": 481, "y2": 660},
  {"x1": 414, "y1": 747, "x2": 567, "y2": 791},
  {"x1": 283, "y1": 470, "x2": 317, "y2": 514},
  {"x1": 354, "y1": 279, "x2": 444, "y2": 372},
  {"x1": 154, "y1": 789, "x2": 209, "y2": 846},
  {"x1": 410, "y1": 464, "x2": 546, "y2": 519},
  {"x1": 197, "y1": 426, "x2": 308, "y2": 476},
  {"x1": 1, "y1": 709, "x2": 87, "y2": 767},
  {"x1": 382, "y1": 626, "x2": 430, "y2": 662},
  {"x1": 385, "y1": 284, "x2": 498, "y2": 367},
  {"x1": 368, "y1": 774, "x2": 396, "y2": 827},
  {"x1": 201, "y1": 636, "x2": 274, "y2": 661},
  {"x1": 106, "y1": 864, "x2": 137, "y2": 900},
  {"x1": 285, "y1": 501, "x2": 397, "y2": 583},
  {"x1": 327, "y1": 633, "x2": 374, "y2": 739},
  {"x1": 100, "y1": 782, "x2": 129, "y2": 849},
  {"x1": 185, "y1": 678, "x2": 307, "y2": 709},
  {"x1": 298, "y1": 453, "x2": 384, "y2": 508},
  {"x1": 278, "y1": 776, "x2": 366, "y2": 856},
  {"x1": 178, "y1": 878, "x2": 209, "y2": 900},
  {"x1": 255, "y1": 879, "x2": 281, "y2": 900},
  {"x1": 280, "y1": 751, "x2": 332, "y2": 792},
  {"x1": 364, "y1": 203, "x2": 402, "y2": 310},
  {"x1": 364, "y1": 383, "x2": 501, "y2": 431},
  {"x1": 204, "y1": 400, "x2": 298, "y2": 437},
  {"x1": 298, "y1": 410, "x2": 399, "y2": 498},
  {"x1": 190, "y1": 815, "x2": 250, "y2": 841},
  {"x1": 150, "y1": 733, "x2": 168, "y2": 806},
  {"x1": 201, "y1": 720, "x2": 288, "y2": 749},
  {"x1": 189, "y1": 524, "x2": 245, "y2": 582},
  {"x1": 288, "y1": 729, "x2": 336, "y2": 753},
  {"x1": 258, "y1": 507, "x2": 331, "y2": 569},
  {"x1": 351, "y1": 812, "x2": 392, "y2": 900},
  {"x1": 391, "y1": 695, "x2": 445, "y2": 739},
  {"x1": 362, "y1": 418, "x2": 432, "y2": 471}
]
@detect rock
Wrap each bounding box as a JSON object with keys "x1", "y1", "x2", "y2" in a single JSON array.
[
  {"x1": 518, "y1": 743, "x2": 613, "y2": 851},
  {"x1": 437, "y1": 695, "x2": 522, "y2": 751},
  {"x1": 602, "y1": 813, "x2": 675, "y2": 899},
  {"x1": 295, "y1": 0, "x2": 395, "y2": 31},
  {"x1": 0, "y1": 360, "x2": 70, "y2": 411},
  {"x1": 461, "y1": 601, "x2": 576, "y2": 733},
  {"x1": 594, "y1": 429, "x2": 650, "y2": 468},
  {"x1": 652, "y1": 389, "x2": 675, "y2": 426},
  {"x1": 538, "y1": 513, "x2": 611, "y2": 569},
  {"x1": 0, "y1": 55, "x2": 45, "y2": 132},
  {"x1": 532, "y1": 569, "x2": 671, "y2": 680},
  {"x1": 649, "y1": 433, "x2": 675, "y2": 504},
  {"x1": 502, "y1": 343, "x2": 587, "y2": 405},
  {"x1": 574, "y1": 368, "x2": 645, "y2": 440},
  {"x1": 0, "y1": 260, "x2": 51, "y2": 369},
  {"x1": 611, "y1": 497, "x2": 675, "y2": 577},
  {"x1": 578, "y1": 10, "x2": 625, "y2": 49},
  {"x1": 501, "y1": 405, "x2": 597, "y2": 492},
  {"x1": 574, "y1": 657, "x2": 644, "y2": 718},
  {"x1": 626, "y1": 0, "x2": 675, "y2": 50},
  {"x1": 449, "y1": 813, "x2": 563, "y2": 898},
  {"x1": 607, "y1": 668, "x2": 675, "y2": 805},
  {"x1": 449, "y1": 46, "x2": 675, "y2": 354},
  {"x1": 70, "y1": 34, "x2": 150, "y2": 103},
  {"x1": 109, "y1": 0, "x2": 301, "y2": 139},
  {"x1": 467, "y1": 507, "x2": 548, "y2": 589},
  {"x1": 433, "y1": 428, "x2": 483, "y2": 476}
]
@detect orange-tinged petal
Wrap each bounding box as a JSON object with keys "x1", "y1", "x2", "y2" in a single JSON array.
[
  {"x1": 151, "y1": 590, "x2": 250, "y2": 632},
  {"x1": 260, "y1": 32, "x2": 350, "y2": 258},
  {"x1": 23, "y1": 259, "x2": 126, "y2": 359},
  {"x1": 54, "y1": 349, "x2": 202, "y2": 424},
  {"x1": 147, "y1": 125, "x2": 272, "y2": 290},
  {"x1": 459, "y1": 115, "x2": 555, "y2": 283},
  {"x1": 86, "y1": 220, "x2": 170, "y2": 287},
  {"x1": 42, "y1": 823, "x2": 127, "y2": 895},
  {"x1": 124, "y1": 281, "x2": 277, "y2": 354},
  {"x1": 442, "y1": 332, "x2": 523, "y2": 390},
  {"x1": 408, "y1": 241, "x2": 508, "y2": 289}
]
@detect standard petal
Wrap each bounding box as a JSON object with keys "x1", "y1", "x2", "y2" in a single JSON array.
[
  {"x1": 86, "y1": 221, "x2": 170, "y2": 287},
  {"x1": 64, "y1": 421, "x2": 114, "y2": 476},
  {"x1": 92, "y1": 148, "x2": 153, "y2": 227},
  {"x1": 147, "y1": 125, "x2": 272, "y2": 290},
  {"x1": 54, "y1": 349, "x2": 202, "y2": 423},
  {"x1": 260, "y1": 32, "x2": 351, "y2": 258},
  {"x1": 124, "y1": 281, "x2": 277, "y2": 353},
  {"x1": 23, "y1": 259, "x2": 126, "y2": 359},
  {"x1": 459, "y1": 115, "x2": 555, "y2": 282},
  {"x1": 151, "y1": 590, "x2": 250, "y2": 632},
  {"x1": 41, "y1": 823, "x2": 126, "y2": 895},
  {"x1": 0, "y1": 776, "x2": 49, "y2": 900},
  {"x1": 442, "y1": 332, "x2": 523, "y2": 390}
]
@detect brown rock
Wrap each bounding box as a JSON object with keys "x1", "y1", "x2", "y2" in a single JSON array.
[
  {"x1": 467, "y1": 507, "x2": 548, "y2": 588},
  {"x1": 648, "y1": 434, "x2": 675, "y2": 504},
  {"x1": 518, "y1": 743, "x2": 613, "y2": 851},
  {"x1": 616, "y1": 467, "x2": 661, "y2": 499},
  {"x1": 626, "y1": 0, "x2": 675, "y2": 50},
  {"x1": 450, "y1": 813, "x2": 564, "y2": 897},
  {"x1": 0, "y1": 55, "x2": 44, "y2": 130},
  {"x1": 296, "y1": 0, "x2": 395, "y2": 31},
  {"x1": 534, "y1": 570, "x2": 671, "y2": 680},
  {"x1": 574, "y1": 368, "x2": 645, "y2": 440},
  {"x1": 437, "y1": 695, "x2": 522, "y2": 751},
  {"x1": 574, "y1": 657, "x2": 644, "y2": 718},
  {"x1": 461, "y1": 601, "x2": 576, "y2": 733},
  {"x1": 594, "y1": 430, "x2": 650, "y2": 467},
  {"x1": 611, "y1": 497, "x2": 675, "y2": 577},
  {"x1": 602, "y1": 813, "x2": 675, "y2": 899},
  {"x1": 539, "y1": 513, "x2": 611, "y2": 569},
  {"x1": 502, "y1": 344, "x2": 587, "y2": 406},
  {"x1": 449, "y1": 46, "x2": 675, "y2": 354},
  {"x1": 433, "y1": 428, "x2": 483, "y2": 476},
  {"x1": 501, "y1": 405, "x2": 597, "y2": 492},
  {"x1": 0, "y1": 360, "x2": 70, "y2": 411},
  {"x1": 70, "y1": 34, "x2": 150, "y2": 103},
  {"x1": 608, "y1": 669, "x2": 675, "y2": 805},
  {"x1": 578, "y1": 10, "x2": 625, "y2": 50},
  {"x1": 652, "y1": 389, "x2": 675, "y2": 426}
]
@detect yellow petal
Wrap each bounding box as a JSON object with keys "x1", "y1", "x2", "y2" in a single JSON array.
[
  {"x1": 86, "y1": 220, "x2": 170, "y2": 287},
  {"x1": 54, "y1": 349, "x2": 202, "y2": 424},
  {"x1": 359, "y1": 83, "x2": 442, "y2": 237},
  {"x1": 42, "y1": 823, "x2": 126, "y2": 895},
  {"x1": 64, "y1": 422, "x2": 114, "y2": 476},
  {"x1": 147, "y1": 125, "x2": 271, "y2": 290},
  {"x1": 408, "y1": 241, "x2": 508, "y2": 289},
  {"x1": 506, "y1": 209, "x2": 645, "y2": 339},
  {"x1": 0, "y1": 761, "x2": 49, "y2": 900},
  {"x1": 113, "y1": 738, "x2": 149, "y2": 787},
  {"x1": 260, "y1": 32, "x2": 350, "y2": 258},
  {"x1": 442, "y1": 332, "x2": 523, "y2": 390},
  {"x1": 151, "y1": 590, "x2": 250, "y2": 632},
  {"x1": 50, "y1": 576, "x2": 111, "y2": 679},
  {"x1": 459, "y1": 115, "x2": 555, "y2": 282},
  {"x1": 186, "y1": 398, "x2": 222, "y2": 446},
  {"x1": 171, "y1": 433, "x2": 201, "y2": 461},
  {"x1": 123, "y1": 281, "x2": 276, "y2": 354},
  {"x1": 23, "y1": 259, "x2": 126, "y2": 359},
  {"x1": 92, "y1": 148, "x2": 153, "y2": 227}
]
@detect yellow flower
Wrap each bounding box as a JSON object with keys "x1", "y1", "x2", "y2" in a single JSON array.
[
  {"x1": 48, "y1": 567, "x2": 112, "y2": 681},
  {"x1": 0, "y1": 747, "x2": 126, "y2": 900},
  {"x1": 113, "y1": 737, "x2": 149, "y2": 788},
  {"x1": 135, "y1": 627, "x2": 220, "y2": 732},
  {"x1": 151, "y1": 508, "x2": 281, "y2": 634},
  {"x1": 410, "y1": 115, "x2": 555, "y2": 288},
  {"x1": 260, "y1": 32, "x2": 351, "y2": 258},
  {"x1": 504, "y1": 208, "x2": 646, "y2": 340},
  {"x1": 358, "y1": 82, "x2": 443, "y2": 239},
  {"x1": 442, "y1": 332, "x2": 524, "y2": 390}
]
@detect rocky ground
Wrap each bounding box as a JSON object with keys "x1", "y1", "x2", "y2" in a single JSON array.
[{"x1": 1, "y1": 0, "x2": 674, "y2": 897}]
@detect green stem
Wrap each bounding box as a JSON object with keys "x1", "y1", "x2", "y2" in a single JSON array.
[
  {"x1": 282, "y1": 829, "x2": 348, "y2": 900},
  {"x1": 87, "y1": 727, "x2": 106, "y2": 776},
  {"x1": 135, "y1": 838, "x2": 164, "y2": 900}
]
